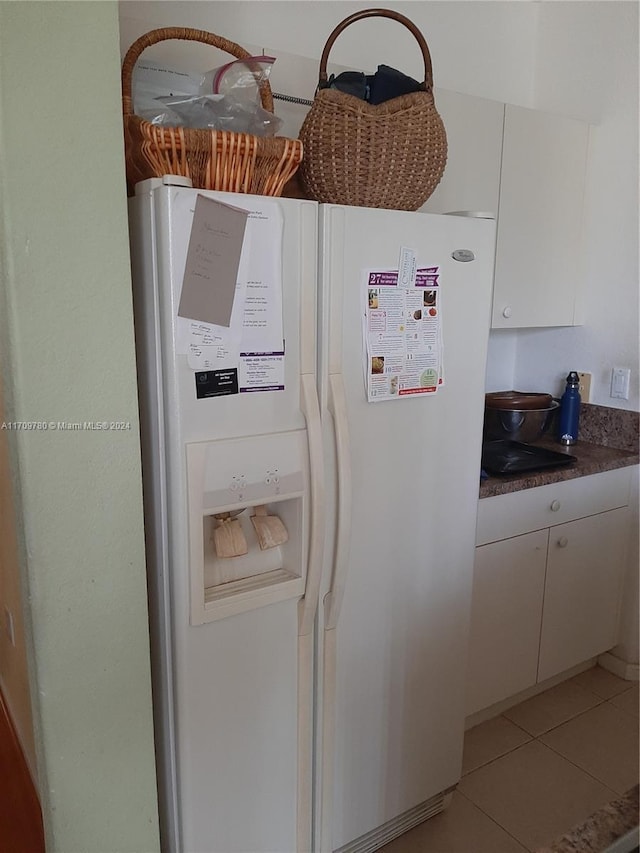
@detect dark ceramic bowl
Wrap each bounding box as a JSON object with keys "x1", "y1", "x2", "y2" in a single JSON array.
[{"x1": 485, "y1": 391, "x2": 554, "y2": 410}]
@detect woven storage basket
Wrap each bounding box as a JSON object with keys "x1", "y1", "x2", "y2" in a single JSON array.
[
  {"x1": 122, "y1": 27, "x2": 303, "y2": 196},
  {"x1": 299, "y1": 9, "x2": 447, "y2": 211}
]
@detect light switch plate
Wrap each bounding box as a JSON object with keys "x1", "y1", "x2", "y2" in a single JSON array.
[{"x1": 611, "y1": 367, "x2": 631, "y2": 400}]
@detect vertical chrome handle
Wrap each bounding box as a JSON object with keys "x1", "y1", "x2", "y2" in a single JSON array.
[
  {"x1": 298, "y1": 373, "x2": 326, "y2": 636},
  {"x1": 324, "y1": 373, "x2": 352, "y2": 631}
]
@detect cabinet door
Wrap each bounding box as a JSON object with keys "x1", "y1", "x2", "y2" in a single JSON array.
[
  {"x1": 421, "y1": 89, "x2": 504, "y2": 217},
  {"x1": 466, "y1": 530, "x2": 548, "y2": 716},
  {"x1": 538, "y1": 508, "x2": 628, "y2": 682},
  {"x1": 492, "y1": 105, "x2": 589, "y2": 329}
]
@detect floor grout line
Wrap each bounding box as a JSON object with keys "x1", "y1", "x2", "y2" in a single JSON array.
[
  {"x1": 465, "y1": 707, "x2": 632, "y2": 792},
  {"x1": 462, "y1": 697, "x2": 608, "y2": 776},
  {"x1": 459, "y1": 732, "x2": 632, "y2": 853},
  {"x1": 536, "y1": 692, "x2": 640, "y2": 739},
  {"x1": 501, "y1": 713, "x2": 539, "y2": 738},
  {"x1": 537, "y1": 735, "x2": 631, "y2": 797},
  {"x1": 502, "y1": 691, "x2": 610, "y2": 739},
  {"x1": 455, "y1": 672, "x2": 639, "y2": 853},
  {"x1": 456, "y1": 789, "x2": 534, "y2": 852}
]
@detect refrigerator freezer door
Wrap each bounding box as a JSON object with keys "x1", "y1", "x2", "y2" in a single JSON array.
[
  {"x1": 129, "y1": 187, "x2": 321, "y2": 853},
  {"x1": 317, "y1": 206, "x2": 495, "y2": 851},
  {"x1": 177, "y1": 601, "x2": 300, "y2": 853},
  {"x1": 158, "y1": 187, "x2": 318, "y2": 444}
]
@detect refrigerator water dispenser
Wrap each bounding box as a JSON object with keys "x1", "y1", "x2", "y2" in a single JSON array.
[{"x1": 186, "y1": 431, "x2": 309, "y2": 623}]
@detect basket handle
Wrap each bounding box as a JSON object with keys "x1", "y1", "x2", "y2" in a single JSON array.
[
  {"x1": 121, "y1": 26, "x2": 274, "y2": 117},
  {"x1": 318, "y1": 8, "x2": 434, "y2": 91}
]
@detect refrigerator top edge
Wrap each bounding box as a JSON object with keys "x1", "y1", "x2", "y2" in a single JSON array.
[{"x1": 132, "y1": 178, "x2": 496, "y2": 224}]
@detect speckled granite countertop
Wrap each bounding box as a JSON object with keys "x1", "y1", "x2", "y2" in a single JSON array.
[
  {"x1": 535, "y1": 784, "x2": 638, "y2": 853},
  {"x1": 480, "y1": 404, "x2": 639, "y2": 500},
  {"x1": 479, "y1": 438, "x2": 638, "y2": 499}
]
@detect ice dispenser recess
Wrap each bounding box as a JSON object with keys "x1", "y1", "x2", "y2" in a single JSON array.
[{"x1": 187, "y1": 431, "x2": 309, "y2": 623}]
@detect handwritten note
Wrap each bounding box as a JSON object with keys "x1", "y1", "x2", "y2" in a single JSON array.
[{"x1": 178, "y1": 194, "x2": 248, "y2": 327}]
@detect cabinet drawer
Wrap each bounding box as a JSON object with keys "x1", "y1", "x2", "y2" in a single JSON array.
[{"x1": 477, "y1": 467, "x2": 633, "y2": 546}]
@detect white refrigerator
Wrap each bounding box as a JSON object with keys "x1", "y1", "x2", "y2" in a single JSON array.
[{"x1": 128, "y1": 177, "x2": 495, "y2": 853}]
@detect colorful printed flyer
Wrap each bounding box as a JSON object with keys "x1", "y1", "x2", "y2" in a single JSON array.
[{"x1": 363, "y1": 266, "x2": 444, "y2": 402}]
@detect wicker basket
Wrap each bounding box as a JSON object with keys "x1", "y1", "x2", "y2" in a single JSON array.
[
  {"x1": 299, "y1": 9, "x2": 447, "y2": 211},
  {"x1": 122, "y1": 27, "x2": 303, "y2": 196}
]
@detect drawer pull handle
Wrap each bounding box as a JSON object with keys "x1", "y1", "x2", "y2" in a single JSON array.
[
  {"x1": 502, "y1": 306, "x2": 513, "y2": 319},
  {"x1": 550, "y1": 500, "x2": 561, "y2": 512},
  {"x1": 557, "y1": 536, "x2": 569, "y2": 548}
]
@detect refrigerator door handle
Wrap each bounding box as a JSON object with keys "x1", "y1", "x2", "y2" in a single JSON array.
[
  {"x1": 298, "y1": 372, "x2": 326, "y2": 637},
  {"x1": 325, "y1": 372, "x2": 353, "y2": 631}
]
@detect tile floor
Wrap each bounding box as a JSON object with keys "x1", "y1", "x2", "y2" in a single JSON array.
[{"x1": 381, "y1": 666, "x2": 639, "y2": 853}]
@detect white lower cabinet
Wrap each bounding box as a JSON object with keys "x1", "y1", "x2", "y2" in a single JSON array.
[
  {"x1": 538, "y1": 508, "x2": 628, "y2": 682},
  {"x1": 466, "y1": 530, "x2": 547, "y2": 715},
  {"x1": 466, "y1": 468, "x2": 634, "y2": 717}
]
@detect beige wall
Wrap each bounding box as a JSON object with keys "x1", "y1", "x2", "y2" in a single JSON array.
[{"x1": 0, "y1": 1, "x2": 160, "y2": 850}]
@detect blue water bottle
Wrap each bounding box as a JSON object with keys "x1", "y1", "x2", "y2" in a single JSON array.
[{"x1": 559, "y1": 371, "x2": 581, "y2": 445}]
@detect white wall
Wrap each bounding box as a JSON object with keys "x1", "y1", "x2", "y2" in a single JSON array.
[
  {"x1": 120, "y1": 1, "x2": 638, "y2": 411},
  {"x1": 0, "y1": 2, "x2": 160, "y2": 850},
  {"x1": 120, "y1": 1, "x2": 538, "y2": 105},
  {"x1": 513, "y1": 2, "x2": 639, "y2": 408},
  {"x1": 484, "y1": 331, "x2": 518, "y2": 393}
]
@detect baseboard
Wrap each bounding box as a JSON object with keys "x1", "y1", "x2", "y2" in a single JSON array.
[{"x1": 598, "y1": 652, "x2": 640, "y2": 682}]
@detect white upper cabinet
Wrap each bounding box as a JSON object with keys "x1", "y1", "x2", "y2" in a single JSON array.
[
  {"x1": 421, "y1": 96, "x2": 590, "y2": 329},
  {"x1": 421, "y1": 89, "x2": 505, "y2": 217},
  {"x1": 492, "y1": 105, "x2": 590, "y2": 329}
]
